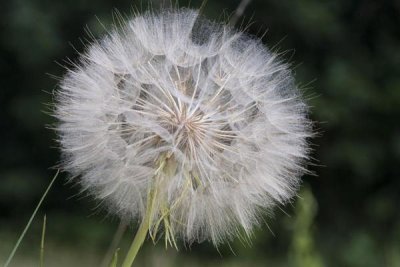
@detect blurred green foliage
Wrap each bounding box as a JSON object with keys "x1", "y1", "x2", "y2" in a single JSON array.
[
  {"x1": 289, "y1": 186, "x2": 323, "y2": 267},
  {"x1": 1, "y1": 0, "x2": 399, "y2": 266}
]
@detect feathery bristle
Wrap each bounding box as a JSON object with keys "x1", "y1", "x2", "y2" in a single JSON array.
[{"x1": 54, "y1": 8, "x2": 312, "y2": 246}]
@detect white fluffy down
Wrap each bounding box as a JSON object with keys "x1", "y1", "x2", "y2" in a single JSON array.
[{"x1": 55, "y1": 8, "x2": 312, "y2": 245}]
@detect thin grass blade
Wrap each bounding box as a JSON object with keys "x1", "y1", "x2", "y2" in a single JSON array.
[
  {"x1": 3, "y1": 170, "x2": 59, "y2": 267},
  {"x1": 40, "y1": 214, "x2": 47, "y2": 267}
]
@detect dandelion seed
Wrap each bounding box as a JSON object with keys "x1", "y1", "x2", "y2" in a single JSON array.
[{"x1": 54, "y1": 7, "x2": 312, "y2": 260}]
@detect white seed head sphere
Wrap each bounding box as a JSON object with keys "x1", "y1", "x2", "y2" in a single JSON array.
[{"x1": 55, "y1": 8, "x2": 312, "y2": 245}]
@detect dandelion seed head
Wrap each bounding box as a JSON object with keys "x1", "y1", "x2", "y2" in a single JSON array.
[{"x1": 55, "y1": 8, "x2": 312, "y2": 245}]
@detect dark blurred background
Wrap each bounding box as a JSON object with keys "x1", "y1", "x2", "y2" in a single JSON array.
[{"x1": 1, "y1": 0, "x2": 399, "y2": 266}]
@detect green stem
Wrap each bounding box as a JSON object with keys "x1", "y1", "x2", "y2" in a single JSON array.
[
  {"x1": 121, "y1": 212, "x2": 150, "y2": 267},
  {"x1": 121, "y1": 155, "x2": 167, "y2": 267},
  {"x1": 121, "y1": 181, "x2": 157, "y2": 267}
]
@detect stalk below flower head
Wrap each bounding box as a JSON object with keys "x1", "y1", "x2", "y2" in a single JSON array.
[{"x1": 55, "y1": 8, "x2": 312, "y2": 247}]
